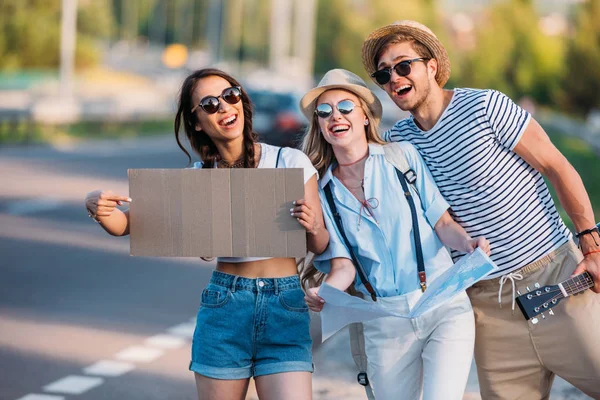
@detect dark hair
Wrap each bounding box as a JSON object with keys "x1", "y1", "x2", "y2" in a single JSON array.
[{"x1": 174, "y1": 68, "x2": 258, "y2": 168}]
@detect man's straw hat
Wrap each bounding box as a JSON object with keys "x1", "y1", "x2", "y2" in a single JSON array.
[{"x1": 362, "y1": 20, "x2": 450, "y2": 87}]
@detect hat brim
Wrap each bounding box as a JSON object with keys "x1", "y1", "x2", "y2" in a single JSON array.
[
  {"x1": 362, "y1": 22, "x2": 450, "y2": 88},
  {"x1": 300, "y1": 83, "x2": 382, "y2": 126}
]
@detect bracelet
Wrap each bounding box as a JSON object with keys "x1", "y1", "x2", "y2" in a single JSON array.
[
  {"x1": 575, "y1": 226, "x2": 600, "y2": 239},
  {"x1": 87, "y1": 209, "x2": 102, "y2": 224},
  {"x1": 584, "y1": 250, "x2": 600, "y2": 257}
]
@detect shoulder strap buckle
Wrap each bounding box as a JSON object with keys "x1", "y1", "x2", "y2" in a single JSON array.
[
  {"x1": 404, "y1": 169, "x2": 417, "y2": 185},
  {"x1": 357, "y1": 372, "x2": 370, "y2": 386},
  {"x1": 419, "y1": 271, "x2": 427, "y2": 292}
]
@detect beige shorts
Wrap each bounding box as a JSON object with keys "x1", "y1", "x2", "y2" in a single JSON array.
[{"x1": 467, "y1": 240, "x2": 600, "y2": 400}]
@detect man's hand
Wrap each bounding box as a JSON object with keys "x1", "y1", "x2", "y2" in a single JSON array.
[{"x1": 572, "y1": 252, "x2": 600, "y2": 293}]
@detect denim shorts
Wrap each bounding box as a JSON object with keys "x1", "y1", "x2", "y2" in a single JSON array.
[{"x1": 189, "y1": 271, "x2": 313, "y2": 379}]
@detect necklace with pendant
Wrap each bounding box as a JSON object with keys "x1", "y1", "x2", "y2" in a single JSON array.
[
  {"x1": 340, "y1": 177, "x2": 364, "y2": 191},
  {"x1": 217, "y1": 157, "x2": 245, "y2": 168},
  {"x1": 216, "y1": 144, "x2": 261, "y2": 169}
]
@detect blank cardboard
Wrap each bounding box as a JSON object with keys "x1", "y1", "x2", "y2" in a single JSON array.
[{"x1": 128, "y1": 168, "x2": 306, "y2": 257}]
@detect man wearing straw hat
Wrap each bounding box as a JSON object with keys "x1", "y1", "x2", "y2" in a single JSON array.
[{"x1": 362, "y1": 20, "x2": 600, "y2": 399}]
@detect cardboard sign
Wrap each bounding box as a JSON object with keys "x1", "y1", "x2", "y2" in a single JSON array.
[{"x1": 128, "y1": 168, "x2": 306, "y2": 257}]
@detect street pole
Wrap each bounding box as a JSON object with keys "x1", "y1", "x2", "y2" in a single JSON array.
[
  {"x1": 228, "y1": 0, "x2": 244, "y2": 74},
  {"x1": 269, "y1": 0, "x2": 292, "y2": 74},
  {"x1": 59, "y1": 0, "x2": 78, "y2": 98},
  {"x1": 207, "y1": 0, "x2": 223, "y2": 63},
  {"x1": 293, "y1": 0, "x2": 317, "y2": 88}
]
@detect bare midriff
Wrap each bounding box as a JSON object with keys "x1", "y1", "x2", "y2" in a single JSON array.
[{"x1": 216, "y1": 257, "x2": 298, "y2": 278}]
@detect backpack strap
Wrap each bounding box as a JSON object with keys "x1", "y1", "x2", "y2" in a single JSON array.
[
  {"x1": 383, "y1": 143, "x2": 427, "y2": 292},
  {"x1": 323, "y1": 183, "x2": 377, "y2": 396},
  {"x1": 324, "y1": 145, "x2": 428, "y2": 397},
  {"x1": 383, "y1": 142, "x2": 418, "y2": 191},
  {"x1": 275, "y1": 147, "x2": 283, "y2": 168},
  {"x1": 323, "y1": 182, "x2": 377, "y2": 301},
  {"x1": 349, "y1": 322, "x2": 376, "y2": 399}
]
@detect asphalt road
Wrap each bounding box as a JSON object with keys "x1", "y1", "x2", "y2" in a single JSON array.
[
  {"x1": 0, "y1": 135, "x2": 590, "y2": 400},
  {"x1": 0, "y1": 136, "x2": 207, "y2": 400}
]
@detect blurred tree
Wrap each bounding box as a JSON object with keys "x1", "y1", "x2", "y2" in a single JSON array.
[
  {"x1": 313, "y1": 0, "x2": 447, "y2": 80},
  {"x1": 239, "y1": 0, "x2": 271, "y2": 65},
  {"x1": 0, "y1": 0, "x2": 113, "y2": 70},
  {"x1": 457, "y1": 0, "x2": 565, "y2": 105},
  {"x1": 558, "y1": 0, "x2": 600, "y2": 115}
]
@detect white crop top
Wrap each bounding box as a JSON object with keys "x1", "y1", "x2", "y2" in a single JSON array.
[{"x1": 192, "y1": 142, "x2": 317, "y2": 263}]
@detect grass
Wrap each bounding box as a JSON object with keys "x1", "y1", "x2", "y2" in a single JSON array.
[
  {"x1": 544, "y1": 126, "x2": 600, "y2": 230},
  {"x1": 0, "y1": 119, "x2": 173, "y2": 145}
]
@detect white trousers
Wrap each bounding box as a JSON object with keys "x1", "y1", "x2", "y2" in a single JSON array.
[{"x1": 363, "y1": 291, "x2": 475, "y2": 400}]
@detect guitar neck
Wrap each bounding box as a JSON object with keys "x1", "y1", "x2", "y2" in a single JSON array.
[{"x1": 560, "y1": 271, "x2": 594, "y2": 296}]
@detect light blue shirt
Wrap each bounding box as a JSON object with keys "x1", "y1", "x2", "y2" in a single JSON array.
[{"x1": 314, "y1": 142, "x2": 454, "y2": 298}]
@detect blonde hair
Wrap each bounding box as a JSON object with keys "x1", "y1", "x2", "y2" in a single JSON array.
[
  {"x1": 299, "y1": 253, "x2": 320, "y2": 290},
  {"x1": 300, "y1": 89, "x2": 385, "y2": 289}
]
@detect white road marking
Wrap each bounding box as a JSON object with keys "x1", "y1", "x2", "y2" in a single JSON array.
[
  {"x1": 19, "y1": 319, "x2": 194, "y2": 398},
  {"x1": 145, "y1": 334, "x2": 187, "y2": 349},
  {"x1": 83, "y1": 360, "x2": 136, "y2": 377},
  {"x1": 15, "y1": 394, "x2": 65, "y2": 400},
  {"x1": 114, "y1": 346, "x2": 164, "y2": 363},
  {"x1": 6, "y1": 198, "x2": 62, "y2": 216},
  {"x1": 43, "y1": 375, "x2": 103, "y2": 395},
  {"x1": 167, "y1": 322, "x2": 196, "y2": 338}
]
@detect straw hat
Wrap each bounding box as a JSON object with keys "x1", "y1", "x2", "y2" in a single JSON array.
[
  {"x1": 299, "y1": 69, "x2": 382, "y2": 125},
  {"x1": 362, "y1": 20, "x2": 450, "y2": 87}
]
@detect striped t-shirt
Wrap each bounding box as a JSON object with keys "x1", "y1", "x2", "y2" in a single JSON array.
[{"x1": 384, "y1": 88, "x2": 571, "y2": 278}]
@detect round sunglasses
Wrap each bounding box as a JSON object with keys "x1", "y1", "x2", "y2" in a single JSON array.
[
  {"x1": 191, "y1": 86, "x2": 242, "y2": 114},
  {"x1": 315, "y1": 99, "x2": 361, "y2": 118},
  {"x1": 371, "y1": 58, "x2": 430, "y2": 85}
]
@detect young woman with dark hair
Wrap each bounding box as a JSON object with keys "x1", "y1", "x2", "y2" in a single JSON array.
[{"x1": 85, "y1": 68, "x2": 328, "y2": 400}]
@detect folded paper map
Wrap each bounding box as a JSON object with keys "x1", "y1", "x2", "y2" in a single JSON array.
[{"x1": 318, "y1": 248, "x2": 498, "y2": 342}]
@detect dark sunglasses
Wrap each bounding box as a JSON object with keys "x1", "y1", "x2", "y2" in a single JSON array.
[
  {"x1": 371, "y1": 58, "x2": 430, "y2": 85},
  {"x1": 315, "y1": 99, "x2": 360, "y2": 118},
  {"x1": 191, "y1": 86, "x2": 242, "y2": 114}
]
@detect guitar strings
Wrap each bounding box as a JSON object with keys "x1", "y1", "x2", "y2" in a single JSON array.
[{"x1": 523, "y1": 272, "x2": 593, "y2": 317}]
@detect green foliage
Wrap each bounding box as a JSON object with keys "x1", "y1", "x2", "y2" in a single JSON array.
[
  {"x1": 0, "y1": 0, "x2": 113, "y2": 70},
  {"x1": 78, "y1": 0, "x2": 113, "y2": 38},
  {"x1": 1, "y1": 0, "x2": 598, "y2": 117},
  {"x1": 457, "y1": 0, "x2": 565, "y2": 106},
  {"x1": 313, "y1": 0, "x2": 444, "y2": 80},
  {"x1": 113, "y1": 0, "x2": 209, "y2": 47},
  {"x1": 544, "y1": 127, "x2": 600, "y2": 228},
  {"x1": 0, "y1": 118, "x2": 173, "y2": 145},
  {"x1": 238, "y1": 0, "x2": 271, "y2": 64},
  {"x1": 558, "y1": 0, "x2": 600, "y2": 115}
]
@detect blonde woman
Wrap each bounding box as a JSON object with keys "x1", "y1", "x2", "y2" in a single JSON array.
[{"x1": 300, "y1": 69, "x2": 489, "y2": 400}]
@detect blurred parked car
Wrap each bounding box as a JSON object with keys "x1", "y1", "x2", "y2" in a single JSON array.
[{"x1": 247, "y1": 89, "x2": 307, "y2": 148}]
